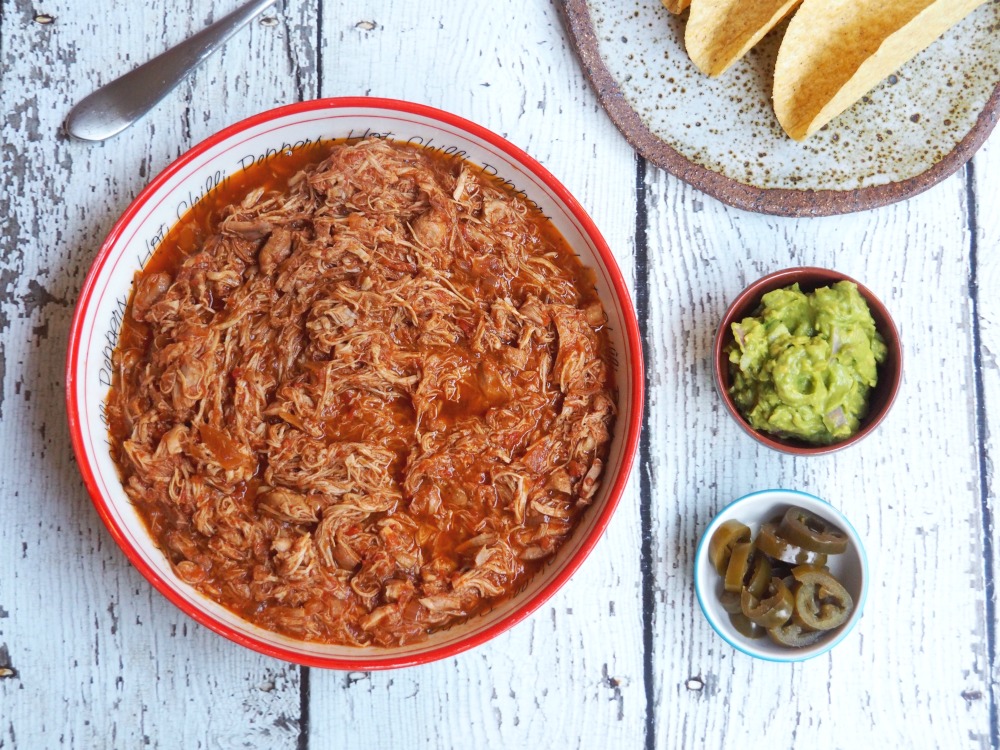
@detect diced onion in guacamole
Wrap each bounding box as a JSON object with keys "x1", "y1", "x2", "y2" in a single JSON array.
[{"x1": 726, "y1": 281, "x2": 887, "y2": 445}]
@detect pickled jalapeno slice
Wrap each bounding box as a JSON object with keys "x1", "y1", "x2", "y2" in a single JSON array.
[
  {"x1": 729, "y1": 612, "x2": 766, "y2": 639},
  {"x1": 791, "y1": 565, "x2": 854, "y2": 631},
  {"x1": 719, "y1": 590, "x2": 742, "y2": 614},
  {"x1": 745, "y1": 552, "x2": 772, "y2": 598},
  {"x1": 778, "y1": 506, "x2": 849, "y2": 554},
  {"x1": 756, "y1": 522, "x2": 829, "y2": 567},
  {"x1": 768, "y1": 620, "x2": 823, "y2": 648},
  {"x1": 724, "y1": 541, "x2": 755, "y2": 593},
  {"x1": 709, "y1": 520, "x2": 752, "y2": 575},
  {"x1": 740, "y1": 576, "x2": 794, "y2": 629}
]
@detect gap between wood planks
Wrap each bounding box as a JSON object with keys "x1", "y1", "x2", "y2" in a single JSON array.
[
  {"x1": 966, "y1": 159, "x2": 1000, "y2": 749},
  {"x1": 316, "y1": 1, "x2": 325, "y2": 99},
  {"x1": 633, "y1": 153, "x2": 657, "y2": 750},
  {"x1": 298, "y1": 664, "x2": 310, "y2": 750}
]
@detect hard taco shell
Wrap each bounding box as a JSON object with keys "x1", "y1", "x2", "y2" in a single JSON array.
[
  {"x1": 773, "y1": 0, "x2": 988, "y2": 140},
  {"x1": 685, "y1": 0, "x2": 803, "y2": 77},
  {"x1": 662, "y1": 0, "x2": 691, "y2": 15}
]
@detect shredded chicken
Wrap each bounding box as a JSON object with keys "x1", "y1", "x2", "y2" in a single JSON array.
[{"x1": 107, "y1": 138, "x2": 616, "y2": 647}]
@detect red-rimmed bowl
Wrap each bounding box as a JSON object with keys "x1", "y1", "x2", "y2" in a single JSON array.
[
  {"x1": 714, "y1": 267, "x2": 902, "y2": 456},
  {"x1": 66, "y1": 98, "x2": 643, "y2": 669}
]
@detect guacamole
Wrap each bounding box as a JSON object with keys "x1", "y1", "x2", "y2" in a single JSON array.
[{"x1": 726, "y1": 281, "x2": 887, "y2": 445}]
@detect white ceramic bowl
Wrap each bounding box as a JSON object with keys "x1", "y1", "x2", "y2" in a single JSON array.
[
  {"x1": 66, "y1": 98, "x2": 643, "y2": 669},
  {"x1": 694, "y1": 489, "x2": 868, "y2": 662}
]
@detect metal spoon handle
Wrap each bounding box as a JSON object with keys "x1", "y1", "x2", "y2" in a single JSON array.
[{"x1": 65, "y1": 0, "x2": 278, "y2": 142}]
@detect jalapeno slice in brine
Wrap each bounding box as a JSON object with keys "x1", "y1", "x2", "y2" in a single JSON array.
[
  {"x1": 709, "y1": 519, "x2": 751, "y2": 576},
  {"x1": 778, "y1": 506, "x2": 849, "y2": 554},
  {"x1": 741, "y1": 576, "x2": 794, "y2": 629},
  {"x1": 719, "y1": 590, "x2": 742, "y2": 614},
  {"x1": 724, "y1": 541, "x2": 755, "y2": 593},
  {"x1": 768, "y1": 620, "x2": 823, "y2": 648},
  {"x1": 745, "y1": 552, "x2": 772, "y2": 599},
  {"x1": 791, "y1": 565, "x2": 854, "y2": 631},
  {"x1": 729, "y1": 612, "x2": 766, "y2": 639},
  {"x1": 756, "y1": 522, "x2": 828, "y2": 567}
]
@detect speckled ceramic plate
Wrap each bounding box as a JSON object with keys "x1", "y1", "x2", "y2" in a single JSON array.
[{"x1": 564, "y1": 0, "x2": 1000, "y2": 216}]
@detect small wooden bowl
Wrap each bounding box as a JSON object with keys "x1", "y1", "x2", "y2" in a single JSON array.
[{"x1": 713, "y1": 267, "x2": 902, "y2": 456}]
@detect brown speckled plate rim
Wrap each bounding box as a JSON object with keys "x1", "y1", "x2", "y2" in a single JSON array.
[{"x1": 562, "y1": 0, "x2": 1000, "y2": 217}]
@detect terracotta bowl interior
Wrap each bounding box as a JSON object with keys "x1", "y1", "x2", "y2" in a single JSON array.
[
  {"x1": 713, "y1": 267, "x2": 902, "y2": 456},
  {"x1": 65, "y1": 98, "x2": 643, "y2": 669}
]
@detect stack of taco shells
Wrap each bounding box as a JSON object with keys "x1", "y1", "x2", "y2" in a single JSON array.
[{"x1": 662, "y1": 0, "x2": 989, "y2": 140}]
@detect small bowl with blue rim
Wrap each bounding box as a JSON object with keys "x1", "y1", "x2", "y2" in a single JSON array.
[{"x1": 694, "y1": 489, "x2": 868, "y2": 662}]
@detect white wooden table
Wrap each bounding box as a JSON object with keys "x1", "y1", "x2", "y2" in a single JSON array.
[{"x1": 2, "y1": 1, "x2": 998, "y2": 747}]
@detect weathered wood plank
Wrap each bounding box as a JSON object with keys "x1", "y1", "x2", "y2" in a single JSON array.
[
  {"x1": 305, "y1": 1, "x2": 645, "y2": 747},
  {"x1": 643, "y1": 163, "x2": 993, "y2": 747},
  {"x1": 2, "y1": 0, "x2": 997, "y2": 747},
  {"x1": 0, "y1": 1, "x2": 316, "y2": 746}
]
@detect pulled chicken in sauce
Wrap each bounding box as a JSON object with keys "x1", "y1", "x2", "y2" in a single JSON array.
[{"x1": 107, "y1": 138, "x2": 616, "y2": 646}]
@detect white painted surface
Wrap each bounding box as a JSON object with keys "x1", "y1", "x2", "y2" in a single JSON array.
[{"x1": 0, "y1": 1, "x2": 996, "y2": 748}]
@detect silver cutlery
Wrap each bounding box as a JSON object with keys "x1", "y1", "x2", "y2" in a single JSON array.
[{"x1": 65, "y1": 0, "x2": 278, "y2": 142}]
